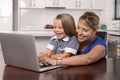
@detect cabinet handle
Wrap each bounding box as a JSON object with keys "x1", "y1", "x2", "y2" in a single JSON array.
[
  {"x1": 91, "y1": 0, "x2": 92, "y2": 8},
  {"x1": 75, "y1": 1, "x2": 78, "y2": 7},
  {"x1": 29, "y1": 0, "x2": 32, "y2": 7},
  {"x1": 33, "y1": 0, "x2": 35, "y2": 7},
  {"x1": 53, "y1": 0, "x2": 55, "y2": 6},
  {"x1": 57, "y1": 0, "x2": 59, "y2": 6},
  {"x1": 79, "y1": 1, "x2": 81, "y2": 8}
]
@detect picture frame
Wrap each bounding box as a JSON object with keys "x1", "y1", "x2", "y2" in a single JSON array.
[{"x1": 115, "y1": 0, "x2": 120, "y2": 20}]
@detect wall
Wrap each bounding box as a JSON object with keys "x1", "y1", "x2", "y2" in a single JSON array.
[
  {"x1": 35, "y1": 37, "x2": 51, "y2": 54},
  {"x1": 101, "y1": 0, "x2": 115, "y2": 30},
  {"x1": 0, "y1": 0, "x2": 13, "y2": 31},
  {"x1": 19, "y1": 9, "x2": 102, "y2": 30}
]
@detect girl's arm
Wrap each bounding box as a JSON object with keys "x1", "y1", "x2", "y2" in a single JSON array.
[
  {"x1": 38, "y1": 48, "x2": 52, "y2": 61},
  {"x1": 50, "y1": 52, "x2": 72, "y2": 59}
]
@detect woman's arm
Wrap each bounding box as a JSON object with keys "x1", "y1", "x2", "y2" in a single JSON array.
[
  {"x1": 45, "y1": 45, "x2": 106, "y2": 66},
  {"x1": 62, "y1": 45, "x2": 106, "y2": 66},
  {"x1": 50, "y1": 52, "x2": 72, "y2": 59}
]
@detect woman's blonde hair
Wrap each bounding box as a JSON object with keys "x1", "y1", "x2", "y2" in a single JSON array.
[
  {"x1": 79, "y1": 12, "x2": 99, "y2": 31},
  {"x1": 55, "y1": 13, "x2": 76, "y2": 36}
]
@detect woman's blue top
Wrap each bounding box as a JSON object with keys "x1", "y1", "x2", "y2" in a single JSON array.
[{"x1": 77, "y1": 36, "x2": 107, "y2": 55}]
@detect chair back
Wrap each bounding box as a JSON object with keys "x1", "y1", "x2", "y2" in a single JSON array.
[
  {"x1": 96, "y1": 31, "x2": 108, "y2": 58},
  {"x1": 96, "y1": 31, "x2": 107, "y2": 42}
]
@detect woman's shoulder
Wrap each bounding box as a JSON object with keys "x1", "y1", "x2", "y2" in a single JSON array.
[
  {"x1": 92, "y1": 36, "x2": 107, "y2": 47},
  {"x1": 95, "y1": 36, "x2": 106, "y2": 43}
]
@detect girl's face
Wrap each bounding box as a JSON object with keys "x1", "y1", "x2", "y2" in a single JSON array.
[
  {"x1": 53, "y1": 19, "x2": 66, "y2": 39},
  {"x1": 76, "y1": 20, "x2": 96, "y2": 43}
]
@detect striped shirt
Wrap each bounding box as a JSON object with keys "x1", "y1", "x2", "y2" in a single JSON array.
[{"x1": 47, "y1": 36, "x2": 79, "y2": 55}]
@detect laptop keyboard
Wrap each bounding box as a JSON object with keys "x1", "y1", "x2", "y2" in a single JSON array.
[{"x1": 39, "y1": 62, "x2": 51, "y2": 68}]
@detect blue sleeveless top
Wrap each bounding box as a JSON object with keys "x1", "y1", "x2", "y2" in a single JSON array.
[{"x1": 77, "y1": 36, "x2": 107, "y2": 55}]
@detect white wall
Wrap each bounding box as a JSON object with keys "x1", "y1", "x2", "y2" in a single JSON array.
[
  {"x1": 101, "y1": 0, "x2": 115, "y2": 30},
  {"x1": 0, "y1": 0, "x2": 13, "y2": 31},
  {"x1": 35, "y1": 37, "x2": 51, "y2": 54},
  {"x1": 20, "y1": 9, "x2": 102, "y2": 30}
]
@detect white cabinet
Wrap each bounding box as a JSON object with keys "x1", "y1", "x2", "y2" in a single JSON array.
[
  {"x1": 19, "y1": 0, "x2": 67, "y2": 8},
  {"x1": 45, "y1": 0, "x2": 66, "y2": 8},
  {"x1": 19, "y1": 0, "x2": 104, "y2": 9},
  {"x1": 19, "y1": 0, "x2": 46, "y2": 8},
  {"x1": 66, "y1": 0, "x2": 104, "y2": 10},
  {"x1": 92, "y1": 0, "x2": 104, "y2": 9},
  {"x1": 0, "y1": 0, "x2": 12, "y2": 31},
  {"x1": 66, "y1": 0, "x2": 91, "y2": 9}
]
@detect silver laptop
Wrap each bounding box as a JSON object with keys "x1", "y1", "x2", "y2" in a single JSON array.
[{"x1": 0, "y1": 32, "x2": 61, "y2": 72}]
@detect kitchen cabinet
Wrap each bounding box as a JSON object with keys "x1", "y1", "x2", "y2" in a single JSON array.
[
  {"x1": 66, "y1": 0, "x2": 91, "y2": 9},
  {"x1": 19, "y1": 0, "x2": 46, "y2": 8},
  {"x1": 19, "y1": 0, "x2": 66, "y2": 9},
  {"x1": 92, "y1": 0, "x2": 104, "y2": 9},
  {"x1": 45, "y1": 0, "x2": 66, "y2": 8},
  {"x1": 66, "y1": 0, "x2": 104, "y2": 10},
  {"x1": 0, "y1": 0, "x2": 12, "y2": 31},
  {"x1": 19, "y1": 0, "x2": 104, "y2": 9}
]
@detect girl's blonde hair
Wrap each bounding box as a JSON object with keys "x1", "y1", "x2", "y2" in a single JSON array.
[{"x1": 55, "y1": 13, "x2": 76, "y2": 36}]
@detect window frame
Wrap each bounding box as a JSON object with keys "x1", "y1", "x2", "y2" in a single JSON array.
[{"x1": 115, "y1": 0, "x2": 120, "y2": 20}]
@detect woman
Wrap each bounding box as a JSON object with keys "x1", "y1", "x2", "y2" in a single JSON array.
[{"x1": 41, "y1": 12, "x2": 107, "y2": 66}]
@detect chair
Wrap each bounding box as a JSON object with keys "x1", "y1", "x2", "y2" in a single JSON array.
[
  {"x1": 96, "y1": 31, "x2": 107, "y2": 42},
  {"x1": 96, "y1": 31, "x2": 108, "y2": 58}
]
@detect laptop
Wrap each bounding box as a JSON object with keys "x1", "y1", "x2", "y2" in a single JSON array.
[{"x1": 0, "y1": 32, "x2": 61, "y2": 72}]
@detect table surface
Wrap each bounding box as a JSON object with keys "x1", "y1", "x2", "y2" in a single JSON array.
[{"x1": 0, "y1": 52, "x2": 120, "y2": 80}]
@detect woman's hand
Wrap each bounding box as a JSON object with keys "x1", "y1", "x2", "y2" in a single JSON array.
[{"x1": 44, "y1": 57, "x2": 57, "y2": 66}]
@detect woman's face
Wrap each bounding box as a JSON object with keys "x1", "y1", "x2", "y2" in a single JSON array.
[
  {"x1": 76, "y1": 20, "x2": 96, "y2": 43},
  {"x1": 53, "y1": 19, "x2": 66, "y2": 39}
]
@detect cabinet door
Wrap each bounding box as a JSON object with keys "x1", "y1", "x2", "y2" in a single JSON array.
[
  {"x1": 65, "y1": 0, "x2": 78, "y2": 9},
  {"x1": 20, "y1": 0, "x2": 45, "y2": 8},
  {"x1": 92, "y1": 0, "x2": 104, "y2": 9},
  {"x1": 45, "y1": 0, "x2": 66, "y2": 8},
  {"x1": 35, "y1": 0, "x2": 45, "y2": 8},
  {"x1": 66, "y1": 0, "x2": 91, "y2": 9},
  {"x1": 80, "y1": 0, "x2": 91, "y2": 9},
  {"x1": 19, "y1": 0, "x2": 32, "y2": 8}
]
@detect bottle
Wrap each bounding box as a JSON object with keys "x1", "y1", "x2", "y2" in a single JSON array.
[{"x1": 100, "y1": 24, "x2": 107, "y2": 30}]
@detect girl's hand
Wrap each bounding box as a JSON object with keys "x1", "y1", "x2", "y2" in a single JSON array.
[
  {"x1": 38, "y1": 52, "x2": 45, "y2": 61},
  {"x1": 44, "y1": 57, "x2": 57, "y2": 66},
  {"x1": 38, "y1": 52, "x2": 49, "y2": 65}
]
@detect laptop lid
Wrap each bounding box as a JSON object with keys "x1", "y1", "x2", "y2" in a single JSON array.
[
  {"x1": 0, "y1": 32, "x2": 41, "y2": 72},
  {"x1": 0, "y1": 32, "x2": 61, "y2": 72}
]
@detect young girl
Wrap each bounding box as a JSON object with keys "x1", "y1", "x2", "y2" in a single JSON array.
[{"x1": 38, "y1": 13, "x2": 79, "y2": 64}]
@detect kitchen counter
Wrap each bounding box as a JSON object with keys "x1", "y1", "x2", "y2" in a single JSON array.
[
  {"x1": 0, "y1": 30, "x2": 54, "y2": 37},
  {"x1": 0, "y1": 29, "x2": 119, "y2": 37}
]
